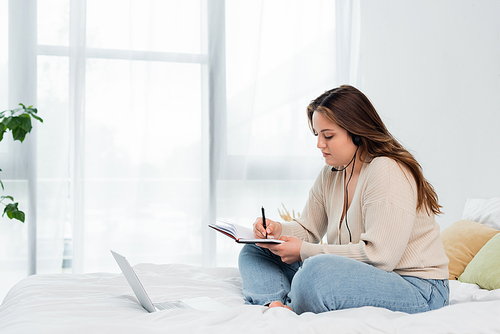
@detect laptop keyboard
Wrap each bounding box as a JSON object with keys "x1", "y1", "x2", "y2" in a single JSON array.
[{"x1": 155, "y1": 300, "x2": 193, "y2": 310}]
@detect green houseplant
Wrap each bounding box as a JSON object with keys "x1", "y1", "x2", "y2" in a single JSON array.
[{"x1": 0, "y1": 103, "x2": 43, "y2": 222}]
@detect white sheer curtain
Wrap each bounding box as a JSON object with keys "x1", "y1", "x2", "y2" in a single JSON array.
[{"x1": 0, "y1": 0, "x2": 359, "y2": 300}]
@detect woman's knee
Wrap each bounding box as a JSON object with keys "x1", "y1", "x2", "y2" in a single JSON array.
[
  {"x1": 299, "y1": 254, "x2": 350, "y2": 280},
  {"x1": 289, "y1": 255, "x2": 342, "y2": 313},
  {"x1": 289, "y1": 254, "x2": 368, "y2": 313},
  {"x1": 291, "y1": 256, "x2": 325, "y2": 298}
]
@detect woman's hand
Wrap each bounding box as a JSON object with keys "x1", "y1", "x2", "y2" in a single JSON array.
[
  {"x1": 257, "y1": 236, "x2": 302, "y2": 264},
  {"x1": 253, "y1": 217, "x2": 282, "y2": 240}
]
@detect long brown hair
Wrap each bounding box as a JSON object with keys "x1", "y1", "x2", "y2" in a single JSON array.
[{"x1": 307, "y1": 85, "x2": 442, "y2": 215}]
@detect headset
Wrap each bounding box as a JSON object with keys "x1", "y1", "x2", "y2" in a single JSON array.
[{"x1": 331, "y1": 134, "x2": 362, "y2": 243}]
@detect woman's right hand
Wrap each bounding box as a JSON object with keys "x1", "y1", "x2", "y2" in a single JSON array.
[{"x1": 253, "y1": 217, "x2": 282, "y2": 240}]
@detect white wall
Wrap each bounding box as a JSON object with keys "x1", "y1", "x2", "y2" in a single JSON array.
[{"x1": 358, "y1": 1, "x2": 500, "y2": 228}]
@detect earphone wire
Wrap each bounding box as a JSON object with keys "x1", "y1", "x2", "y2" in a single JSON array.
[
  {"x1": 331, "y1": 150, "x2": 358, "y2": 172},
  {"x1": 344, "y1": 147, "x2": 359, "y2": 243}
]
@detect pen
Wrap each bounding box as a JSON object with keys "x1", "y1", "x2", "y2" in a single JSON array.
[{"x1": 261, "y1": 206, "x2": 267, "y2": 238}]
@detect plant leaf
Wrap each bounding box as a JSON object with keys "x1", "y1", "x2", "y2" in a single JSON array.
[
  {"x1": 19, "y1": 114, "x2": 32, "y2": 131},
  {"x1": 0, "y1": 123, "x2": 6, "y2": 141},
  {"x1": 29, "y1": 113, "x2": 43, "y2": 123},
  {"x1": 1, "y1": 195, "x2": 14, "y2": 201},
  {"x1": 0, "y1": 104, "x2": 42, "y2": 143},
  {"x1": 24, "y1": 106, "x2": 43, "y2": 123},
  {"x1": 3, "y1": 202, "x2": 25, "y2": 223},
  {"x1": 15, "y1": 210, "x2": 25, "y2": 222},
  {"x1": 11, "y1": 126, "x2": 28, "y2": 142},
  {"x1": 6, "y1": 115, "x2": 31, "y2": 142},
  {"x1": 2, "y1": 115, "x2": 20, "y2": 129}
]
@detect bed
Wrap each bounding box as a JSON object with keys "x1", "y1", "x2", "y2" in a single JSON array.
[
  {"x1": 0, "y1": 263, "x2": 499, "y2": 334},
  {"x1": 1, "y1": 198, "x2": 500, "y2": 334}
]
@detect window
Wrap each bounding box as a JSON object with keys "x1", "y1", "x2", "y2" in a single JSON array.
[{"x1": 1, "y1": 0, "x2": 351, "y2": 300}]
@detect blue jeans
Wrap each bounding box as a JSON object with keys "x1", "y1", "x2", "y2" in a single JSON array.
[{"x1": 238, "y1": 244, "x2": 449, "y2": 314}]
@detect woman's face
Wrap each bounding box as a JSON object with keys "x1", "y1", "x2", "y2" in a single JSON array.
[{"x1": 312, "y1": 111, "x2": 357, "y2": 167}]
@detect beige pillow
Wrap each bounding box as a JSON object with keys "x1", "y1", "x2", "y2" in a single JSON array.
[{"x1": 440, "y1": 219, "x2": 500, "y2": 280}]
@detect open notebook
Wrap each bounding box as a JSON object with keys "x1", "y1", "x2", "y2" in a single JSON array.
[{"x1": 209, "y1": 219, "x2": 284, "y2": 244}]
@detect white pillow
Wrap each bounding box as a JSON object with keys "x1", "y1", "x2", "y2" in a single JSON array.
[{"x1": 462, "y1": 198, "x2": 500, "y2": 230}]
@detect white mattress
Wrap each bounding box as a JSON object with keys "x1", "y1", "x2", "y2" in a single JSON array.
[{"x1": 1, "y1": 263, "x2": 499, "y2": 334}]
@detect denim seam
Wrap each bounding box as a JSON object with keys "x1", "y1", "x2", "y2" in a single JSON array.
[
  {"x1": 279, "y1": 267, "x2": 286, "y2": 304},
  {"x1": 327, "y1": 296, "x2": 429, "y2": 312}
]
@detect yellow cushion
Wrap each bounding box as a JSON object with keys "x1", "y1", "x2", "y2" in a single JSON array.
[
  {"x1": 440, "y1": 220, "x2": 500, "y2": 280},
  {"x1": 459, "y1": 233, "x2": 500, "y2": 290}
]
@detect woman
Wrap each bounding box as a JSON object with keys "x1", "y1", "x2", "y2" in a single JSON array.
[{"x1": 238, "y1": 85, "x2": 449, "y2": 314}]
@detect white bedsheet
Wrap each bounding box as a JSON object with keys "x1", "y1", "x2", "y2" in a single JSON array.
[{"x1": 1, "y1": 263, "x2": 499, "y2": 334}]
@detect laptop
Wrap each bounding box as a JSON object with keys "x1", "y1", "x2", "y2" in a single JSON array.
[{"x1": 111, "y1": 250, "x2": 228, "y2": 312}]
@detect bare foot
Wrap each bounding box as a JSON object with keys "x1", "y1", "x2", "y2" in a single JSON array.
[{"x1": 268, "y1": 301, "x2": 293, "y2": 312}]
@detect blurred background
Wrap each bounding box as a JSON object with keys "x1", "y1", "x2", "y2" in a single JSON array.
[{"x1": 0, "y1": 0, "x2": 499, "y2": 301}]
